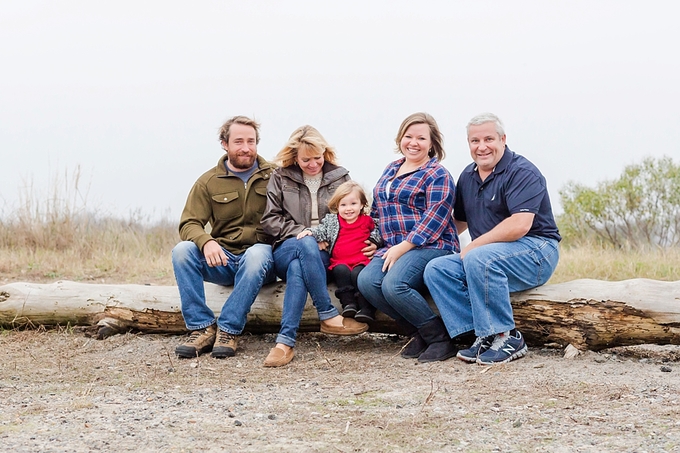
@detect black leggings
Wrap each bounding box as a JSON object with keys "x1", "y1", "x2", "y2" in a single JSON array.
[{"x1": 331, "y1": 264, "x2": 365, "y2": 293}]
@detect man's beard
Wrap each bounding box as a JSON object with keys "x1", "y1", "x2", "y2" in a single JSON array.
[{"x1": 228, "y1": 152, "x2": 257, "y2": 170}]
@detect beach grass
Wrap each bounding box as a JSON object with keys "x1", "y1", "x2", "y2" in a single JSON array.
[{"x1": 1, "y1": 171, "x2": 679, "y2": 284}]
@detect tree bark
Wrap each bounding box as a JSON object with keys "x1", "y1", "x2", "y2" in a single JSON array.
[{"x1": 1, "y1": 279, "x2": 679, "y2": 350}]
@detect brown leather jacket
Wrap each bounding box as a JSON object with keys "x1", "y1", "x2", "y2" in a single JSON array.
[{"x1": 261, "y1": 162, "x2": 350, "y2": 248}]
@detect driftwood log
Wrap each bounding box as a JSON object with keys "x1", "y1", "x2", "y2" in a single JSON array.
[{"x1": 1, "y1": 279, "x2": 679, "y2": 350}]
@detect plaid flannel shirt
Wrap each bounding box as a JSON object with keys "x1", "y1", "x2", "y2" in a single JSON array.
[{"x1": 371, "y1": 157, "x2": 459, "y2": 257}]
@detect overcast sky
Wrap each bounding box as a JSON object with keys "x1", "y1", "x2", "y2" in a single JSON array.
[{"x1": 2, "y1": 1, "x2": 679, "y2": 223}]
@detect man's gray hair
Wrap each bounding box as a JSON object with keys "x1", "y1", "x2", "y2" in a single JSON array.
[{"x1": 466, "y1": 113, "x2": 505, "y2": 137}]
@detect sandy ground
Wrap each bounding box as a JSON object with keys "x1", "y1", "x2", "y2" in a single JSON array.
[{"x1": 2, "y1": 328, "x2": 679, "y2": 453}]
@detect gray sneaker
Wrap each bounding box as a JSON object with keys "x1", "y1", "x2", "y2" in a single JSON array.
[
  {"x1": 212, "y1": 330, "x2": 238, "y2": 358},
  {"x1": 175, "y1": 325, "x2": 217, "y2": 358}
]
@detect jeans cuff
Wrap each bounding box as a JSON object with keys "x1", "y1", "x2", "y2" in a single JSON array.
[
  {"x1": 217, "y1": 325, "x2": 243, "y2": 335},
  {"x1": 318, "y1": 307, "x2": 339, "y2": 322},
  {"x1": 476, "y1": 324, "x2": 515, "y2": 338},
  {"x1": 185, "y1": 320, "x2": 216, "y2": 331},
  {"x1": 447, "y1": 323, "x2": 475, "y2": 339},
  {"x1": 275, "y1": 334, "x2": 296, "y2": 348}
]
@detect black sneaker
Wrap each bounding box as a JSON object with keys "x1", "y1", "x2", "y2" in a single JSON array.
[
  {"x1": 456, "y1": 335, "x2": 494, "y2": 363},
  {"x1": 476, "y1": 330, "x2": 528, "y2": 365}
]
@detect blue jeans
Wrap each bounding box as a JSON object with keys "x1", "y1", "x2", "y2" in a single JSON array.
[
  {"x1": 172, "y1": 241, "x2": 275, "y2": 334},
  {"x1": 357, "y1": 248, "x2": 451, "y2": 329},
  {"x1": 424, "y1": 236, "x2": 559, "y2": 338},
  {"x1": 273, "y1": 236, "x2": 339, "y2": 347}
]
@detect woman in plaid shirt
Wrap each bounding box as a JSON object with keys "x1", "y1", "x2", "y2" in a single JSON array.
[{"x1": 357, "y1": 112, "x2": 460, "y2": 363}]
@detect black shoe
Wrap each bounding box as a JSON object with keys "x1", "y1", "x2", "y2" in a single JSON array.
[
  {"x1": 417, "y1": 339, "x2": 458, "y2": 363},
  {"x1": 401, "y1": 332, "x2": 427, "y2": 359},
  {"x1": 342, "y1": 302, "x2": 358, "y2": 318},
  {"x1": 354, "y1": 307, "x2": 376, "y2": 323},
  {"x1": 416, "y1": 317, "x2": 458, "y2": 363}
]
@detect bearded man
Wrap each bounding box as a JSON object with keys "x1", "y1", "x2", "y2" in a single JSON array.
[{"x1": 172, "y1": 116, "x2": 277, "y2": 359}]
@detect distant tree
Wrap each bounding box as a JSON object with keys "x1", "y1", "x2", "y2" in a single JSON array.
[{"x1": 559, "y1": 156, "x2": 680, "y2": 249}]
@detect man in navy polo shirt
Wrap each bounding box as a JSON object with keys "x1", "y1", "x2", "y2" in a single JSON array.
[{"x1": 424, "y1": 113, "x2": 561, "y2": 365}]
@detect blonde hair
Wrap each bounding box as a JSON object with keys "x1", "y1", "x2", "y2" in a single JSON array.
[
  {"x1": 394, "y1": 112, "x2": 445, "y2": 162},
  {"x1": 327, "y1": 181, "x2": 369, "y2": 214},
  {"x1": 274, "y1": 125, "x2": 339, "y2": 168}
]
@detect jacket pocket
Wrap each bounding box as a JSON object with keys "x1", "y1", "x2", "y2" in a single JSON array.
[
  {"x1": 282, "y1": 183, "x2": 300, "y2": 194},
  {"x1": 212, "y1": 192, "x2": 242, "y2": 220},
  {"x1": 254, "y1": 186, "x2": 268, "y2": 214}
]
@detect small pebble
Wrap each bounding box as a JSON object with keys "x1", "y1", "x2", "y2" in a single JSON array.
[
  {"x1": 661, "y1": 366, "x2": 672, "y2": 373},
  {"x1": 234, "y1": 420, "x2": 242, "y2": 426},
  {"x1": 268, "y1": 414, "x2": 276, "y2": 420}
]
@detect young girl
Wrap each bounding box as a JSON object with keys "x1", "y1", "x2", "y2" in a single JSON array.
[{"x1": 297, "y1": 181, "x2": 382, "y2": 322}]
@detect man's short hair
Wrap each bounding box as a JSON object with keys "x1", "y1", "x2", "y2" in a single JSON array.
[
  {"x1": 218, "y1": 115, "x2": 261, "y2": 145},
  {"x1": 466, "y1": 113, "x2": 505, "y2": 138}
]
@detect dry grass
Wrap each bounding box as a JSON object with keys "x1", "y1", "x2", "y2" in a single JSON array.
[
  {"x1": 551, "y1": 246, "x2": 680, "y2": 283},
  {"x1": 0, "y1": 168, "x2": 178, "y2": 285},
  {"x1": 1, "y1": 169, "x2": 679, "y2": 285}
]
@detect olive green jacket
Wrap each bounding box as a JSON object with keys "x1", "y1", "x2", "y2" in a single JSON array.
[{"x1": 178, "y1": 155, "x2": 277, "y2": 254}]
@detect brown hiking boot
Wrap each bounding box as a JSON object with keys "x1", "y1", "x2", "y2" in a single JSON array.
[
  {"x1": 175, "y1": 325, "x2": 217, "y2": 358},
  {"x1": 212, "y1": 329, "x2": 238, "y2": 358}
]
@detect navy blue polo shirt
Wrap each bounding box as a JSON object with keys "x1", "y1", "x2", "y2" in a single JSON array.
[{"x1": 454, "y1": 147, "x2": 561, "y2": 242}]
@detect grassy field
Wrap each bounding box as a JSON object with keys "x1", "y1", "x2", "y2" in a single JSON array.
[
  {"x1": 2, "y1": 211, "x2": 680, "y2": 285},
  {"x1": 2, "y1": 175, "x2": 679, "y2": 285}
]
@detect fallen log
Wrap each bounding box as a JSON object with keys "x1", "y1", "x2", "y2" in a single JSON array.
[{"x1": 1, "y1": 279, "x2": 679, "y2": 350}]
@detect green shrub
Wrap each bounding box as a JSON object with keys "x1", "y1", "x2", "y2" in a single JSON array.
[{"x1": 559, "y1": 156, "x2": 680, "y2": 249}]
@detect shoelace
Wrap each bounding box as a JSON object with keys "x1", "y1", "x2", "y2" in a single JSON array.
[
  {"x1": 488, "y1": 333, "x2": 509, "y2": 351},
  {"x1": 188, "y1": 330, "x2": 205, "y2": 341},
  {"x1": 470, "y1": 335, "x2": 493, "y2": 350},
  {"x1": 470, "y1": 336, "x2": 485, "y2": 349},
  {"x1": 217, "y1": 331, "x2": 235, "y2": 343}
]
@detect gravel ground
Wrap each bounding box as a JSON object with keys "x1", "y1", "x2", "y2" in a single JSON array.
[{"x1": 2, "y1": 329, "x2": 680, "y2": 453}]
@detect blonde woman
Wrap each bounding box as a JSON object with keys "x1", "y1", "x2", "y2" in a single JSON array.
[{"x1": 261, "y1": 126, "x2": 371, "y2": 367}]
